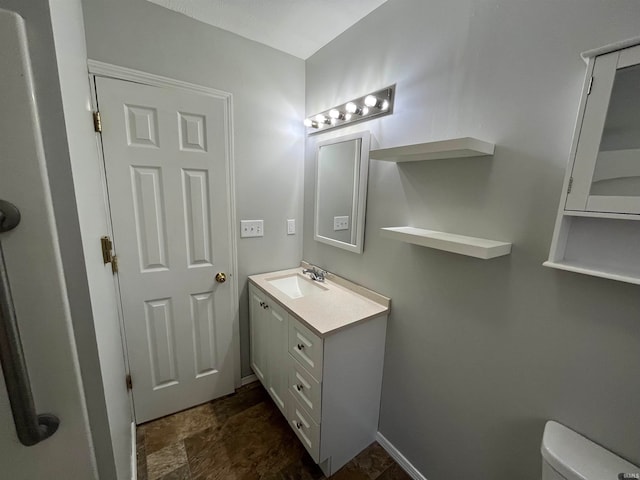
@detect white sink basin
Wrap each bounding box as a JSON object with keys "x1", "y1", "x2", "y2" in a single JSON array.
[{"x1": 267, "y1": 273, "x2": 328, "y2": 299}]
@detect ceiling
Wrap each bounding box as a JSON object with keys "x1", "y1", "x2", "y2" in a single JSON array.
[{"x1": 147, "y1": 0, "x2": 388, "y2": 59}]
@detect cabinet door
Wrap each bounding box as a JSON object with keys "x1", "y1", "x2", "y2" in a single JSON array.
[
  {"x1": 266, "y1": 302, "x2": 289, "y2": 413},
  {"x1": 249, "y1": 285, "x2": 268, "y2": 384},
  {"x1": 567, "y1": 44, "x2": 640, "y2": 213}
]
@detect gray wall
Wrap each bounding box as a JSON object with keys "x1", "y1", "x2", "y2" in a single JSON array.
[
  {"x1": 81, "y1": 0, "x2": 306, "y2": 378},
  {"x1": 304, "y1": 1, "x2": 640, "y2": 479}
]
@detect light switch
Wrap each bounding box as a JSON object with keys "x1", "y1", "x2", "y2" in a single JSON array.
[
  {"x1": 287, "y1": 219, "x2": 296, "y2": 235},
  {"x1": 240, "y1": 220, "x2": 264, "y2": 238}
]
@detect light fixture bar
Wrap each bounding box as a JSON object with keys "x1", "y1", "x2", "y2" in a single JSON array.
[{"x1": 304, "y1": 85, "x2": 395, "y2": 135}]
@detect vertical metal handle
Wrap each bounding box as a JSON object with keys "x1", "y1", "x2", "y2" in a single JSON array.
[{"x1": 0, "y1": 200, "x2": 59, "y2": 446}]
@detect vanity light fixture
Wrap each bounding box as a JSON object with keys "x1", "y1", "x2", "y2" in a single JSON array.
[{"x1": 304, "y1": 85, "x2": 395, "y2": 134}]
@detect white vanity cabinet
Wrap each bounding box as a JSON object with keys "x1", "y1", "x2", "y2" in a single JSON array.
[
  {"x1": 546, "y1": 38, "x2": 640, "y2": 285},
  {"x1": 248, "y1": 269, "x2": 389, "y2": 477}
]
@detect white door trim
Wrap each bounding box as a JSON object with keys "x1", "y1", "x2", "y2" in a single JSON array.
[{"x1": 87, "y1": 60, "x2": 241, "y2": 388}]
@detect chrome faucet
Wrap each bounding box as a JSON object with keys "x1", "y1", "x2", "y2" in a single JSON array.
[{"x1": 303, "y1": 267, "x2": 326, "y2": 282}]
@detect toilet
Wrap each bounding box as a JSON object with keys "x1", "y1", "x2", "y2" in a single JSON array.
[{"x1": 541, "y1": 421, "x2": 639, "y2": 479}]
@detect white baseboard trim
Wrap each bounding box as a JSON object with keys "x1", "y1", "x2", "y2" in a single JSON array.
[
  {"x1": 241, "y1": 374, "x2": 258, "y2": 386},
  {"x1": 131, "y1": 422, "x2": 137, "y2": 480},
  {"x1": 376, "y1": 432, "x2": 427, "y2": 480}
]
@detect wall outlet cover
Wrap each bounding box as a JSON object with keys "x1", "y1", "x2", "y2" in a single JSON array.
[{"x1": 333, "y1": 216, "x2": 349, "y2": 231}]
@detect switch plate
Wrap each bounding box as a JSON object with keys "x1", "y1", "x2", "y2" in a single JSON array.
[
  {"x1": 333, "y1": 216, "x2": 349, "y2": 231},
  {"x1": 287, "y1": 219, "x2": 296, "y2": 235},
  {"x1": 240, "y1": 220, "x2": 264, "y2": 238}
]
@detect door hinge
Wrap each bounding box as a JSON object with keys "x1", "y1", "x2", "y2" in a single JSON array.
[
  {"x1": 125, "y1": 374, "x2": 132, "y2": 390},
  {"x1": 567, "y1": 176, "x2": 574, "y2": 194},
  {"x1": 93, "y1": 111, "x2": 102, "y2": 133},
  {"x1": 587, "y1": 77, "x2": 593, "y2": 95},
  {"x1": 100, "y1": 235, "x2": 118, "y2": 274}
]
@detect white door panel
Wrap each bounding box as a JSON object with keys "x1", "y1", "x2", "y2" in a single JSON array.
[{"x1": 96, "y1": 77, "x2": 234, "y2": 423}]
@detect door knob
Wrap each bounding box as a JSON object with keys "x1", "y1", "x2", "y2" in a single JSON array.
[{"x1": 215, "y1": 272, "x2": 227, "y2": 283}]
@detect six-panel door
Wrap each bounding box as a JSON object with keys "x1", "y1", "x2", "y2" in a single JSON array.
[{"x1": 97, "y1": 76, "x2": 235, "y2": 423}]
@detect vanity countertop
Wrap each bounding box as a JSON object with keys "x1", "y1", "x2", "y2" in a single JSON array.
[{"x1": 248, "y1": 266, "x2": 390, "y2": 337}]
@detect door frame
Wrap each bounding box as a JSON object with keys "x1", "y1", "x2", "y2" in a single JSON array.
[{"x1": 87, "y1": 60, "x2": 242, "y2": 390}]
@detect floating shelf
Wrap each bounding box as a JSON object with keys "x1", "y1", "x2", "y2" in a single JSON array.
[
  {"x1": 370, "y1": 137, "x2": 495, "y2": 162},
  {"x1": 543, "y1": 260, "x2": 640, "y2": 286},
  {"x1": 380, "y1": 226, "x2": 511, "y2": 259}
]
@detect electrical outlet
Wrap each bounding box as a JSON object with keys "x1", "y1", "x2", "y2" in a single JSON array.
[
  {"x1": 333, "y1": 216, "x2": 349, "y2": 231},
  {"x1": 240, "y1": 220, "x2": 264, "y2": 238},
  {"x1": 287, "y1": 219, "x2": 296, "y2": 235}
]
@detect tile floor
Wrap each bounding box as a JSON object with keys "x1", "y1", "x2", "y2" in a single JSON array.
[{"x1": 137, "y1": 381, "x2": 411, "y2": 480}]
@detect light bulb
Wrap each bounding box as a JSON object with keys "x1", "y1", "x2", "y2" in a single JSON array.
[
  {"x1": 345, "y1": 102, "x2": 357, "y2": 113},
  {"x1": 329, "y1": 109, "x2": 340, "y2": 119},
  {"x1": 362, "y1": 106, "x2": 369, "y2": 115},
  {"x1": 364, "y1": 95, "x2": 378, "y2": 107},
  {"x1": 330, "y1": 118, "x2": 337, "y2": 125},
  {"x1": 381, "y1": 100, "x2": 389, "y2": 110},
  {"x1": 303, "y1": 118, "x2": 312, "y2": 127},
  {"x1": 315, "y1": 114, "x2": 326, "y2": 123},
  {"x1": 345, "y1": 113, "x2": 352, "y2": 121}
]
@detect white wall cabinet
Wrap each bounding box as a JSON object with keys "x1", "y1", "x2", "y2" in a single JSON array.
[
  {"x1": 546, "y1": 38, "x2": 640, "y2": 284},
  {"x1": 565, "y1": 43, "x2": 640, "y2": 214},
  {"x1": 248, "y1": 281, "x2": 388, "y2": 476}
]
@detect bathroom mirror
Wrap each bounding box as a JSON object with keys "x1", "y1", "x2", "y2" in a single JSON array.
[{"x1": 314, "y1": 131, "x2": 370, "y2": 253}]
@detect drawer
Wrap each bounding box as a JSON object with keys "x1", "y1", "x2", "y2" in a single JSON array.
[
  {"x1": 288, "y1": 355, "x2": 322, "y2": 424},
  {"x1": 288, "y1": 392, "x2": 320, "y2": 462},
  {"x1": 289, "y1": 319, "x2": 323, "y2": 381}
]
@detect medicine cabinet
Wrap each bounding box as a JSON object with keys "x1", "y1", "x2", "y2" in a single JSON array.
[{"x1": 546, "y1": 38, "x2": 640, "y2": 284}]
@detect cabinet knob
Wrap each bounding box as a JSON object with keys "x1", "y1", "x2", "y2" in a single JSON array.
[
  {"x1": 295, "y1": 421, "x2": 302, "y2": 430},
  {"x1": 297, "y1": 343, "x2": 304, "y2": 350},
  {"x1": 295, "y1": 384, "x2": 303, "y2": 392},
  {"x1": 263, "y1": 304, "x2": 269, "y2": 309},
  {"x1": 259, "y1": 301, "x2": 264, "y2": 307}
]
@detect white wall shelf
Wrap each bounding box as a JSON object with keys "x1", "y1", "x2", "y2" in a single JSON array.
[
  {"x1": 543, "y1": 260, "x2": 640, "y2": 286},
  {"x1": 370, "y1": 137, "x2": 495, "y2": 162},
  {"x1": 380, "y1": 227, "x2": 512, "y2": 259}
]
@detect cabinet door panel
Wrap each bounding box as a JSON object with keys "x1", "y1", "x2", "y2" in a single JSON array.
[
  {"x1": 267, "y1": 302, "x2": 288, "y2": 414},
  {"x1": 249, "y1": 285, "x2": 267, "y2": 383},
  {"x1": 567, "y1": 44, "x2": 640, "y2": 213},
  {"x1": 566, "y1": 51, "x2": 619, "y2": 210}
]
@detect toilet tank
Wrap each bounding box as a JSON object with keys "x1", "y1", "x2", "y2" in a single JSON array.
[{"x1": 541, "y1": 421, "x2": 639, "y2": 480}]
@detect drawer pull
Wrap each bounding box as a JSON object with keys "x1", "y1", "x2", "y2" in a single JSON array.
[
  {"x1": 295, "y1": 384, "x2": 303, "y2": 392},
  {"x1": 259, "y1": 301, "x2": 264, "y2": 307},
  {"x1": 297, "y1": 343, "x2": 304, "y2": 350},
  {"x1": 295, "y1": 421, "x2": 303, "y2": 430},
  {"x1": 263, "y1": 304, "x2": 269, "y2": 309}
]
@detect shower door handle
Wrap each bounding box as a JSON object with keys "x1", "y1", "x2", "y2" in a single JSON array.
[{"x1": 0, "y1": 199, "x2": 59, "y2": 446}]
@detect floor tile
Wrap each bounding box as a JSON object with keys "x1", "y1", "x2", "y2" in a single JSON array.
[
  {"x1": 147, "y1": 442, "x2": 188, "y2": 480},
  {"x1": 348, "y1": 442, "x2": 396, "y2": 478},
  {"x1": 158, "y1": 464, "x2": 191, "y2": 480},
  {"x1": 377, "y1": 463, "x2": 413, "y2": 480},
  {"x1": 138, "y1": 382, "x2": 410, "y2": 480},
  {"x1": 143, "y1": 402, "x2": 221, "y2": 454}
]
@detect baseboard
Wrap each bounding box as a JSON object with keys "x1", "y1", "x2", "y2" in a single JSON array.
[
  {"x1": 241, "y1": 374, "x2": 258, "y2": 386},
  {"x1": 131, "y1": 422, "x2": 137, "y2": 480},
  {"x1": 376, "y1": 432, "x2": 427, "y2": 480}
]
